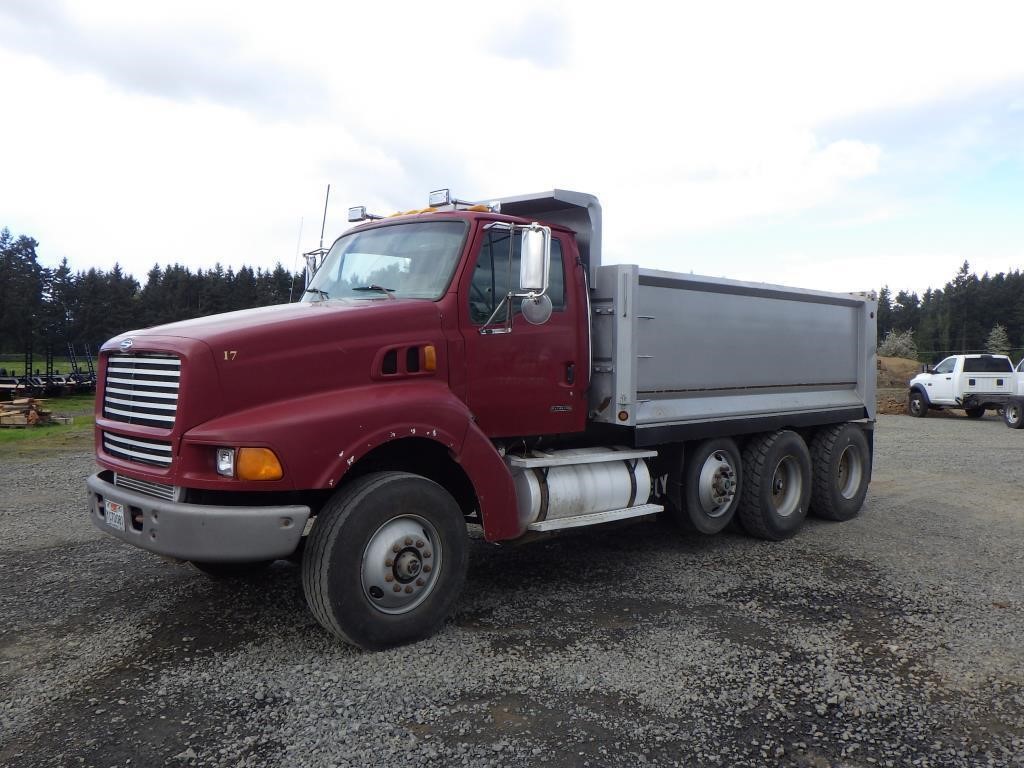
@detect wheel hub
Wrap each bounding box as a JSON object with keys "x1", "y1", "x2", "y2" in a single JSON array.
[
  {"x1": 697, "y1": 451, "x2": 737, "y2": 517},
  {"x1": 361, "y1": 516, "x2": 440, "y2": 615}
]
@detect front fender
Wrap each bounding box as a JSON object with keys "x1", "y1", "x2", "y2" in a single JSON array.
[
  {"x1": 909, "y1": 384, "x2": 931, "y2": 405},
  {"x1": 184, "y1": 380, "x2": 520, "y2": 541}
]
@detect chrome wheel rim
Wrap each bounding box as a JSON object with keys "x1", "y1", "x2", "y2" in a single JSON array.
[
  {"x1": 837, "y1": 445, "x2": 864, "y2": 500},
  {"x1": 697, "y1": 450, "x2": 738, "y2": 518},
  {"x1": 910, "y1": 397, "x2": 923, "y2": 416},
  {"x1": 1009, "y1": 405, "x2": 1021, "y2": 425},
  {"x1": 361, "y1": 515, "x2": 441, "y2": 615},
  {"x1": 770, "y1": 456, "x2": 802, "y2": 517}
]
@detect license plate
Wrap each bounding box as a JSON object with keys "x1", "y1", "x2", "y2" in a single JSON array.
[{"x1": 104, "y1": 500, "x2": 126, "y2": 532}]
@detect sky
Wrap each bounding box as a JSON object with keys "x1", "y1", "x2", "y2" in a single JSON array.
[{"x1": 1, "y1": 0, "x2": 1023, "y2": 296}]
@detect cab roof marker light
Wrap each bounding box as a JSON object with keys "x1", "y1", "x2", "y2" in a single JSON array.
[
  {"x1": 428, "y1": 189, "x2": 451, "y2": 207},
  {"x1": 348, "y1": 205, "x2": 383, "y2": 222}
]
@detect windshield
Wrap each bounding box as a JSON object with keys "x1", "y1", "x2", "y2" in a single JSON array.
[{"x1": 304, "y1": 220, "x2": 467, "y2": 302}]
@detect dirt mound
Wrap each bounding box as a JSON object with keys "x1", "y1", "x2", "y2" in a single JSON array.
[
  {"x1": 876, "y1": 356, "x2": 920, "y2": 415},
  {"x1": 878, "y1": 356, "x2": 922, "y2": 388}
]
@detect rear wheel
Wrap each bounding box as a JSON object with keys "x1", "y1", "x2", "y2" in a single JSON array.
[
  {"x1": 302, "y1": 471, "x2": 468, "y2": 650},
  {"x1": 809, "y1": 424, "x2": 870, "y2": 521},
  {"x1": 965, "y1": 406, "x2": 985, "y2": 419},
  {"x1": 738, "y1": 431, "x2": 811, "y2": 541},
  {"x1": 908, "y1": 390, "x2": 928, "y2": 418},
  {"x1": 1004, "y1": 401, "x2": 1024, "y2": 429},
  {"x1": 673, "y1": 438, "x2": 742, "y2": 534}
]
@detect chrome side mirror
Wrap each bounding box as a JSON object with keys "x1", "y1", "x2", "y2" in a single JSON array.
[{"x1": 519, "y1": 223, "x2": 550, "y2": 295}]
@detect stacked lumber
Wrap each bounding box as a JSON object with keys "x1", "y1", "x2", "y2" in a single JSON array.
[{"x1": 0, "y1": 398, "x2": 54, "y2": 428}]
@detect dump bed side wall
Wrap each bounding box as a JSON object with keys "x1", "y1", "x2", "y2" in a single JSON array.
[{"x1": 590, "y1": 266, "x2": 876, "y2": 433}]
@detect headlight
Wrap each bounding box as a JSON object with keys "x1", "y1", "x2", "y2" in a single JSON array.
[{"x1": 215, "y1": 447, "x2": 235, "y2": 477}]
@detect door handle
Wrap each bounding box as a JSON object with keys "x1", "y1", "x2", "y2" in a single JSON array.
[{"x1": 566, "y1": 362, "x2": 576, "y2": 385}]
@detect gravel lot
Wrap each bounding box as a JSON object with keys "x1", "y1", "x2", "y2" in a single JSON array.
[{"x1": 1, "y1": 414, "x2": 1022, "y2": 767}]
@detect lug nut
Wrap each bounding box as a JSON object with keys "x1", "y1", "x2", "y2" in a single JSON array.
[
  {"x1": 415, "y1": 539, "x2": 424, "y2": 548},
  {"x1": 423, "y1": 551, "x2": 431, "y2": 558},
  {"x1": 393, "y1": 584, "x2": 401, "y2": 592},
  {"x1": 404, "y1": 537, "x2": 413, "y2": 545},
  {"x1": 416, "y1": 578, "x2": 425, "y2": 586},
  {"x1": 404, "y1": 585, "x2": 413, "y2": 594},
  {"x1": 422, "y1": 564, "x2": 432, "y2": 573},
  {"x1": 385, "y1": 574, "x2": 394, "y2": 582},
  {"x1": 392, "y1": 544, "x2": 401, "y2": 553},
  {"x1": 385, "y1": 558, "x2": 393, "y2": 567}
]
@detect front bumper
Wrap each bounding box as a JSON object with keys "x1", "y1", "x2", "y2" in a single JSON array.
[{"x1": 86, "y1": 473, "x2": 310, "y2": 562}]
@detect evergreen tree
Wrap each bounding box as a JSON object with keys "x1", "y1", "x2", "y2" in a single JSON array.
[{"x1": 986, "y1": 324, "x2": 1011, "y2": 356}]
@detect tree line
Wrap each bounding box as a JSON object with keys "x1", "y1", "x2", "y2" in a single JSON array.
[
  {"x1": 2, "y1": 225, "x2": 1022, "y2": 363},
  {"x1": 877, "y1": 261, "x2": 1024, "y2": 362},
  {"x1": 0, "y1": 227, "x2": 303, "y2": 357}
]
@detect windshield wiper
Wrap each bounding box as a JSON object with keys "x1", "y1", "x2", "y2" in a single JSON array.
[
  {"x1": 303, "y1": 287, "x2": 330, "y2": 300},
  {"x1": 351, "y1": 285, "x2": 396, "y2": 300}
]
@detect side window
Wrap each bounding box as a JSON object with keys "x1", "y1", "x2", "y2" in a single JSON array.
[
  {"x1": 468, "y1": 231, "x2": 565, "y2": 324},
  {"x1": 932, "y1": 357, "x2": 956, "y2": 375}
]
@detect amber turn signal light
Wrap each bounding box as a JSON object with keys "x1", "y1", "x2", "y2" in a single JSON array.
[
  {"x1": 236, "y1": 447, "x2": 283, "y2": 481},
  {"x1": 423, "y1": 344, "x2": 437, "y2": 371}
]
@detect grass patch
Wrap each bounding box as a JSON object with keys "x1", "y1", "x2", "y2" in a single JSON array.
[{"x1": 0, "y1": 394, "x2": 96, "y2": 460}]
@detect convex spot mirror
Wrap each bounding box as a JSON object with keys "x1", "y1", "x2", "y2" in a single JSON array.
[
  {"x1": 521, "y1": 294, "x2": 553, "y2": 325},
  {"x1": 519, "y1": 224, "x2": 551, "y2": 295}
]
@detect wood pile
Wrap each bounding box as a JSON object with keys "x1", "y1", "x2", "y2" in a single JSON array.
[{"x1": 0, "y1": 398, "x2": 54, "y2": 427}]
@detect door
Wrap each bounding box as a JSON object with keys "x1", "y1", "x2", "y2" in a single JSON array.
[
  {"x1": 458, "y1": 226, "x2": 583, "y2": 438},
  {"x1": 928, "y1": 357, "x2": 957, "y2": 404},
  {"x1": 1017, "y1": 359, "x2": 1024, "y2": 396}
]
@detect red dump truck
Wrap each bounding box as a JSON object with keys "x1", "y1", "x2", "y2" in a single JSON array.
[{"x1": 87, "y1": 189, "x2": 878, "y2": 649}]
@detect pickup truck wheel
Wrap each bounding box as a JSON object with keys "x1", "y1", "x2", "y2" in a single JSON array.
[
  {"x1": 738, "y1": 431, "x2": 811, "y2": 541},
  {"x1": 908, "y1": 390, "x2": 928, "y2": 418},
  {"x1": 301, "y1": 471, "x2": 468, "y2": 650},
  {"x1": 674, "y1": 438, "x2": 742, "y2": 534},
  {"x1": 1004, "y1": 401, "x2": 1024, "y2": 429},
  {"x1": 191, "y1": 560, "x2": 273, "y2": 579},
  {"x1": 809, "y1": 424, "x2": 870, "y2": 521},
  {"x1": 964, "y1": 406, "x2": 985, "y2": 419}
]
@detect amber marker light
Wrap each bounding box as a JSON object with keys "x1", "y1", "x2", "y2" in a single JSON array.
[
  {"x1": 423, "y1": 344, "x2": 437, "y2": 371},
  {"x1": 236, "y1": 447, "x2": 284, "y2": 481}
]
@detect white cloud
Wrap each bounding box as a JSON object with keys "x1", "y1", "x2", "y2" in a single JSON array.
[{"x1": 1, "y1": 0, "x2": 1022, "y2": 295}]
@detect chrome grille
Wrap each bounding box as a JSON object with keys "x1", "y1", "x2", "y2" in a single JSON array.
[
  {"x1": 113, "y1": 472, "x2": 180, "y2": 501},
  {"x1": 104, "y1": 354, "x2": 180, "y2": 429},
  {"x1": 103, "y1": 432, "x2": 173, "y2": 467}
]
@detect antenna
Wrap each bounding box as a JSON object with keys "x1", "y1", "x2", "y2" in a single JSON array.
[
  {"x1": 319, "y1": 184, "x2": 330, "y2": 251},
  {"x1": 302, "y1": 184, "x2": 333, "y2": 290}
]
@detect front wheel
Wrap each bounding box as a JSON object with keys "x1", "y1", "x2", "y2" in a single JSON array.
[
  {"x1": 964, "y1": 406, "x2": 985, "y2": 419},
  {"x1": 302, "y1": 471, "x2": 468, "y2": 650},
  {"x1": 738, "y1": 430, "x2": 811, "y2": 541},
  {"x1": 1004, "y1": 401, "x2": 1024, "y2": 429},
  {"x1": 908, "y1": 390, "x2": 928, "y2": 418}
]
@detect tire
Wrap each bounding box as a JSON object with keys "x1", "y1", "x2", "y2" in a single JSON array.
[
  {"x1": 908, "y1": 390, "x2": 928, "y2": 418},
  {"x1": 738, "y1": 430, "x2": 811, "y2": 541},
  {"x1": 191, "y1": 560, "x2": 273, "y2": 579},
  {"x1": 964, "y1": 406, "x2": 985, "y2": 419},
  {"x1": 301, "y1": 471, "x2": 468, "y2": 650},
  {"x1": 809, "y1": 424, "x2": 870, "y2": 522},
  {"x1": 1004, "y1": 400, "x2": 1024, "y2": 429},
  {"x1": 672, "y1": 438, "x2": 742, "y2": 534}
]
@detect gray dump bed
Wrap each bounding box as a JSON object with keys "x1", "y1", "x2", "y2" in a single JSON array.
[{"x1": 589, "y1": 265, "x2": 877, "y2": 442}]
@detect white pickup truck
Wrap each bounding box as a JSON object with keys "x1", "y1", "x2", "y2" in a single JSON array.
[{"x1": 908, "y1": 354, "x2": 1024, "y2": 427}]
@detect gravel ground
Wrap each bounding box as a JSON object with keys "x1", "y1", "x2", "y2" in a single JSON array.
[{"x1": 1, "y1": 414, "x2": 1022, "y2": 767}]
